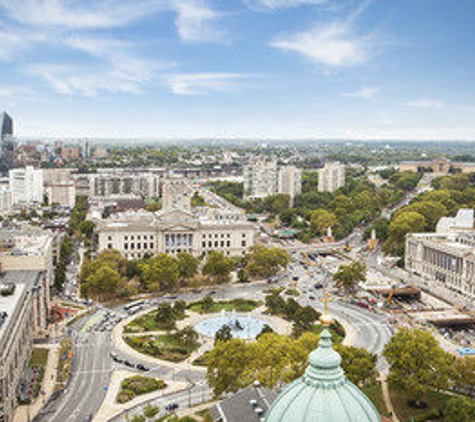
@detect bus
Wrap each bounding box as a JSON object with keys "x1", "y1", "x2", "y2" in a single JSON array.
[{"x1": 124, "y1": 300, "x2": 146, "y2": 314}]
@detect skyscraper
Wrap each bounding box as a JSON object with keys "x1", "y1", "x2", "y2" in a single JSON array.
[{"x1": 0, "y1": 111, "x2": 14, "y2": 173}]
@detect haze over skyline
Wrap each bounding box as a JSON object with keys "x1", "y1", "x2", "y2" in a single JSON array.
[{"x1": 1, "y1": 0, "x2": 474, "y2": 140}]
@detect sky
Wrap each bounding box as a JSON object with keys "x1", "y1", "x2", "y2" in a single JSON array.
[{"x1": 0, "y1": 0, "x2": 475, "y2": 141}]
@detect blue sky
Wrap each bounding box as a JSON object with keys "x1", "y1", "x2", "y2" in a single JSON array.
[{"x1": 0, "y1": 0, "x2": 474, "y2": 140}]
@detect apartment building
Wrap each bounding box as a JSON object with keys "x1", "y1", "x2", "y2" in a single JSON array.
[
  {"x1": 9, "y1": 166, "x2": 43, "y2": 205},
  {"x1": 318, "y1": 162, "x2": 346, "y2": 193}
]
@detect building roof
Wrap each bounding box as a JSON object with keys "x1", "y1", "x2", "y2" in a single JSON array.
[
  {"x1": 211, "y1": 385, "x2": 278, "y2": 422},
  {"x1": 264, "y1": 328, "x2": 381, "y2": 422}
]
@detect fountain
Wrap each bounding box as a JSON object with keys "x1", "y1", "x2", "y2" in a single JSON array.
[{"x1": 195, "y1": 309, "x2": 271, "y2": 340}]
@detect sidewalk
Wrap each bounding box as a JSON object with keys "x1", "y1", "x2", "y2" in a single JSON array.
[
  {"x1": 379, "y1": 374, "x2": 400, "y2": 422},
  {"x1": 14, "y1": 343, "x2": 60, "y2": 422},
  {"x1": 94, "y1": 370, "x2": 188, "y2": 422}
]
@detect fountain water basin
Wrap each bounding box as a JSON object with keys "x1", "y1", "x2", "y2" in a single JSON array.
[{"x1": 194, "y1": 309, "x2": 271, "y2": 340}]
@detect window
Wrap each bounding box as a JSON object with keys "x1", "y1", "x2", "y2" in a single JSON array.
[
  {"x1": 150, "y1": 242, "x2": 154, "y2": 249},
  {"x1": 242, "y1": 241, "x2": 246, "y2": 247},
  {"x1": 124, "y1": 243, "x2": 129, "y2": 250},
  {"x1": 227, "y1": 241, "x2": 231, "y2": 247},
  {"x1": 107, "y1": 243, "x2": 112, "y2": 249},
  {"x1": 202, "y1": 241, "x2": 206, "y2": 248}
]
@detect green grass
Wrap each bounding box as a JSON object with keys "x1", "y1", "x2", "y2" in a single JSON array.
[
  {"x1": 389, "y1": 386, "x2": 453, "y2": 422},
  {"x1": 188, "y1": 298, "x2": 259, "y2": 314},
  {"x1": 124, "y1": 310, "x2": 186, "y2": 333},
  {"x1": 362, "y1": 382, "x2": 389, "y2": 417},
  {"x1": 29, "y1": 348, "x2": 49, "y2": 367},
  {"x1": 124, "y1": 333, "x2": 200, "y2": 362},
  {"x1": 116, "y1": 375, "x2": 166, "y2": 403}
]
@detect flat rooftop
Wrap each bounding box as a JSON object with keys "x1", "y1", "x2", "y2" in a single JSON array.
[{"x1": 0, "y1": 282, "x2": 26, "y2": 347}]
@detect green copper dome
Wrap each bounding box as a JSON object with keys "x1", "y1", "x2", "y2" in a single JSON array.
[{"x1": 264, "y1": 328, "x2": 382, "y2": 422}]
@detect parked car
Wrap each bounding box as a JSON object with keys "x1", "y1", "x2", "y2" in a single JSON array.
[
  {"x1": 165, "y1": 403, "x2": 179, "y2": 412},
  {"x1": 136, "y1": 363, "x2": 150, "y2": 371},
  {"x1": 123, "y1": 360, "x2": 134, "y2": 367}
]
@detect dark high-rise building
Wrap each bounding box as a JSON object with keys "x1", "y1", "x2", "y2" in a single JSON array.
[
  {"x1": 0, "y1": 111, "x2": 13, "y2": 140},
  {"x1": 0, "y1": 111, "x2": 15, "y2": 173}
]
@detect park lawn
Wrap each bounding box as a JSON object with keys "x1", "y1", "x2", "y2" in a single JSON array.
[
  {"x1": 188, "y1": 298, "x2": 259, "y2": 314},
  {"x1": 125, "y1": 333, "x2": 200, "y2": 363},
  {"x1": 116, "y1": 375, "x2": 166, "y2": 403},
  {"x1": 30, "y1": 348, "x2": 49, "y2": 367},
  {"x1": 124, "y1": 310, "x2": 187, "y2": 333},
  {"x1": 362, "y1": 382, "x2": 389, "y2": 418},
  {"x1": 389, "y1": 386, "x2": 453, "y2": 422}
]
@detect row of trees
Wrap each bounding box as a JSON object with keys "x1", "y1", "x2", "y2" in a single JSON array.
[
  {"x1": 384, "y1": 328, "x2": 475, "y2": 404},
  {"x1": 80, "y1": 245, "x2": 289, "y2": 301},
  {"x1": 380, "y1": 172, "x2": 475, "y2": 260},
  {"x1": 206, "y1": 331, "x2": 377, "y2": 396}
]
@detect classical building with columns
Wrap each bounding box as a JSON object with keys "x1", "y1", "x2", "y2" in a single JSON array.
[
  {"x1": 405, "y1": 210, "x2": 475, "y2": 299},
  {"x1": 97, "y1": 180, "x2": 256, "y2": 259}
]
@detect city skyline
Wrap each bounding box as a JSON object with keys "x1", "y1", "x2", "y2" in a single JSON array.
[{"x1": 0, "y1": 0, "x2": 474, "y2": 140}]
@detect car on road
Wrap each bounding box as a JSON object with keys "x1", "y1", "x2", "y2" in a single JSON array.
[
  {"x1": 308, "y1": 295, "x2": 315, "y2": 300},
  {"x1": 110, "y1": 353, "x2": 123, "y2": 363},
  {"x1": 292, "y1": 276, "x2": 299, "y2": 281},
  {"x1": 192, "y1": 288, "x2": 202, "y2": 293},
  {"x1": 166, "y1": 403, "x2": 179, "y2": 412},
  {"x1": 136, "y1": 363, "x2": 150, "y2": 371},
  {"x1": 123, "y1": 360, "x2": 134, "y2": 367},
  {"x1": 83, "y1": 415, "x2": 93, "y2": 422}
]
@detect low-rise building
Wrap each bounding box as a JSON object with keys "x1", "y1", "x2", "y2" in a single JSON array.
[{"x1": 405, "y1": 209, "x2": 475, "y2": 299}]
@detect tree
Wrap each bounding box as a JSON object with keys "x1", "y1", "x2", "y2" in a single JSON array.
[
  {"x1": 202, "y1": 251, "x2": 234, "y2": 284},
  {"x1": 215, "y1": 325, "x2": 233, "y2": 344},
  {"x1": 141, "y1": 253, "x2": 180, "y2": 292},
  {"x1": 78, "y1": 219, "x2": 95, "y2": 237},
  {"x1": 85, "y1": 265, "x2": 120, "y2": 300},
  {"x1": 451, "y1": 357, "x2": 475, "y2": 395},
  {"x1": 237, "y1": 268, "x2": 249, "y2": 283},
  {"x1": 200, "y1": 295, "x2": 215, "y2": 312},
  {"x1": 155, "y1": 303, "x2": 177, "y2": 331},
  {"x1": 173, "y1": 300, "x2": 187, "y2": 319},
  {"x1": 310, "y1": 209, "x2": 337, "y2": 236},
  {"x1": 383, "y1": 328, "x2": 452, "y2": 405},
  {"x1": 265, "y1": 292, "x2": 286, "y2": 315},
  {"x1": 177, "y1": 326, "x2": 199, "y2": 347},
  {"x1": 333, "y1": 261, "x2": 366, "y2": 294},
  {"x1": 206, "y1": 339, "x2": 250, "y2": 395},
  {"x1": 334, "y1": 345, "x2": 377, "y2": 387},
  {"x1": 177, "y1": 252, "x2": 199, "y2": 281},
  {"x1": 442, "y1": 397, "x2": 475, "y2": 422},
  {"x1": 383, "y1": 211, "x2": 426, "y2": 257},
  {"x1": 257, "y1": 324, "x2": 274, "y2": 339},
  {"x1": 245, "y1": 245, "x2": 290, "y2": 279}
]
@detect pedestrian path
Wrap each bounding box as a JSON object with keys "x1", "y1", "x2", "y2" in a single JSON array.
[{"x1": 13, "y1": 343, "x2": 60, "y2": 422}]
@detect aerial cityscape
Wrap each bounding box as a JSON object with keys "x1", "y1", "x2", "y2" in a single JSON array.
[{"x1": 1, "y1": 1, "x2": 475, "y2": 422}]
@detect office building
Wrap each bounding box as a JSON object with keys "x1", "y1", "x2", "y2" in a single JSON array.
[
  {"x1": 9, "y1": 166, "x2": 44, "y2": 205},
  {"x1": 0, "y1": 184, "x2": 11, "y2": 213},
  {"x1": 43, "y1": 168, "x2": 76, "y2": 207},
  {"x1": 318, "y1": 162, "x2": 346, "y2": 193},
  {"x1": 0, "y1": 112, "x2": 14, "y2": 172},
  {"x1": 405, "y1": 209, "x2": 475, "y2": 299}
]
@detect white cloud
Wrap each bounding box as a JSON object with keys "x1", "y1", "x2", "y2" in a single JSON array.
[
  {"x1": 272, "y1": 20, "x2": 373, "y2": 67},
  {"x1": 342, "y1": 86, "x2": 379, "y2": 100},
  {"x1": 0, "y1": 0, "x2": 166, "y2": 30},
  {"x1": 174, "y1": 1, "x2": 220, "y2": 42},
  {"x1": 28, "y1": 57, "x2": 159, "y2": 97},
  {"x1": 0, "y1": 23, "x2": 46, "y2": 60},
  {"x1": 166, "y1": 73, "x2": 247, "y2": 95},
  {"x1": 405, "y1": 99, "x2": 445, "y2": 109},
  {"x1": 0, "y1": 0, "x2": 221, "y2": 42},
  {"x1": 248, "y1": 0, "x2": 326, "y2": 9}
]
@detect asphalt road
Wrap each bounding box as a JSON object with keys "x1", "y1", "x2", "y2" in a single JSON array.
[{"x1": 35, "y1": 311, "x2": 112, "y2": 422}]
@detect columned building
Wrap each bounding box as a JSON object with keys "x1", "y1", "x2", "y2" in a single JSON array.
[{"x1": 405, "y1": 210, "x2": 475, "y2": 299}]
